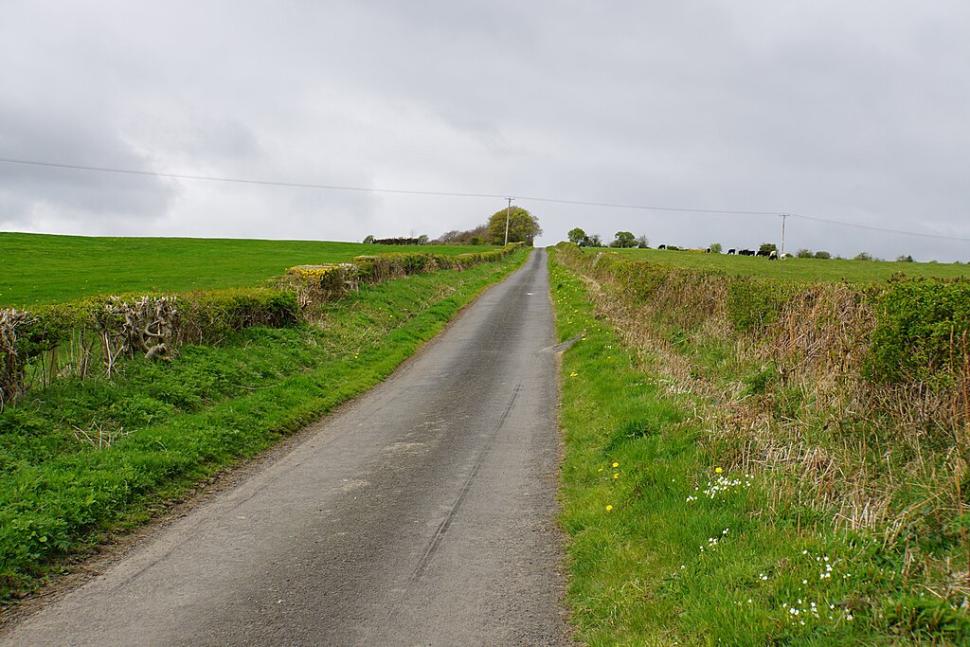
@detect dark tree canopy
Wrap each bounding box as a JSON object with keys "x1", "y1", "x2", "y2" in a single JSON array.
[
  {"x1": 486, "y1": 207, "x2": 541, "y2": 245},
  {"x1": 568, "y1": 227, "x2": 588, "y2": 245},
  {"x1": 611, "y1": 231, "x2": 637, "y2": 248}
]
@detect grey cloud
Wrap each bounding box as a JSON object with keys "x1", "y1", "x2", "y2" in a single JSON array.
[{"x1": 0, "y1": 0, "x2": 968, "y2": 260}]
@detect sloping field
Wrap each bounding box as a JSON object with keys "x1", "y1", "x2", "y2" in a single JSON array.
[
  {"x1": 608, "y1": 247, "x2": 970, "y2": 282},
  {"x1": 0, "y1": 232, "x2": 489, "y2": 306}
]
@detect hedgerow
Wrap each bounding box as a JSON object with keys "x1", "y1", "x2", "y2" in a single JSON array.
[
  {"x1": 555, "y1": 242, "x2": 969, "y2": 384},
  {"x1": 866, "y1": 277, "x2": 970, "y2": 384},
  {"x1": 1, "y1": 244, "x2": 521, "y2": 403},
  {"x1": 551, "y1": 245, "x2": 970, "y2": 643}
]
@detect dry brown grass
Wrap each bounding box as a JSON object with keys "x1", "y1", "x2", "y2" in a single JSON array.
[{"x1": 560, "y1": 249, "x2": 967, "y2": 546}]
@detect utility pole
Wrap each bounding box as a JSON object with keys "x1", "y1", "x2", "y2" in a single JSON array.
[
  {"x1": 780, "y1": 213, "x2": 789, "y2": 258},
  {"x1": 504, "y1": 197, "x2": 514, "y2": 246}
]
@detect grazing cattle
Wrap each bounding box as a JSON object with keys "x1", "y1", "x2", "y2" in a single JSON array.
[
  {"x1": 769, "y1": 250, "x2": 778, "y2": 260},
  {"x1": 727, "y1": 248, "x2": 736, "y2": 255},
  {"x1": 658, "y1": 244, "x2": 666, "y2": 250},
  {"x1": 739, "y1": 249, "x2": 756, "y2": 256},
  {"x1": 756, "y1": 250, "x2": 770, "y2": 257},
  {"x1": 705, "y1": 247, "x2": 711, "y2": 253}
]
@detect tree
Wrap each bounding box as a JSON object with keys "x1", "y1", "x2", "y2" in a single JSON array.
[
  {"x1": 362, "y1": 235, "x2": 375, "y2": 244},
  {"x1": 568, "y1": 227, "x2": 588, "y2": 246},
  {"x1": 854, "y1": 252, "x2": 873, "y2": 261},
  {"x1": 758, "y1": 242, "x2": 777, "y2": 255},
  {"x1": 896, "y1": 254, "x2": 914, "y2": 263},
  {"x1": 709, "y1": 242, "x2": 722, "y2": 254},
  {"x1": 637, "y1": 235, "x2": 650, "y2": 248},
  {"x1": 796, "y1": 248, "x2": 813, "y2": 258},
  {"x1": 588, "y1": 234, "x2": 603, "y2": 247},
  {"x1": 416, "y1": 235, "x2": 429, "y2": 245},
  {"x1": 611, "y1": 231, "x2": 637, "y2": 248},
  {"x1": 486, "y1": 207, "x2": 541, "y2": 245},
  {"x1": 435, "y1": 224, "x2": 488, "y2": 245},
  {"x1": 814, "y1": 250, "x2": 831, "y2": 259}
]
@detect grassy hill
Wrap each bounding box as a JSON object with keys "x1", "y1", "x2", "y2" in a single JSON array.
[
  {"x1": 606, "y1": 247, "x2": 970, "y2": 283},
  {"x1": 0, "y1": 232, "x2": 490, "y2": 306}
]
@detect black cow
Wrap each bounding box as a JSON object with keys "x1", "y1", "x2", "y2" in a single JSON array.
[
  {"x1": 739, "y1": 249, "x2": 755, "y2": 256},
  {"x1": 658, "y1": 244, "x2": 666, "y2": 250},
  {"x1": 727, "y1": 248, "x2": 736, "y2": 255},
  {"x1": 756, "y1": 250, "x2": 770, "y2": 257}
]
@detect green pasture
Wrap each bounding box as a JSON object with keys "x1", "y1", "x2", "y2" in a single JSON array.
[
  {"x1": 0, "y1": 232, "x2": 490, "y2": 306},
  {"x1": 603, "y1": 247, "x2": 970, "y2": 283}
]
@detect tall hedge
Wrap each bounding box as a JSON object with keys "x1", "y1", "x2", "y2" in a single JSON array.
[{"x1": 554, "y1": 242, "x2": 970, "y2": 386}]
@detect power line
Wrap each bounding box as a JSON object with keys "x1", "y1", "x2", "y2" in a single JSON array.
[
  {"x1": 0, "y1": 155, "x2": 967, "y2": 242},
  {"x1": 0, "y1": 157, "x2": 505, "y2": 200},
  {"x1": 504, "y1": 194, "x2": 779, "y2": 216},
  {"x1": 790, "y1": 213, "x2": 969, "y2": 242},
  {"x1": 0, "y1": 156, "x2": 777, "y2": 216}
]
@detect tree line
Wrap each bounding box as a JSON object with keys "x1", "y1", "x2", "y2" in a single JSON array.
[{"x1": 364, "y1": 207, "x2": 542, "y2": 246}]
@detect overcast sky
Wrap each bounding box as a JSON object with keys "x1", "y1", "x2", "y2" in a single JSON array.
[{"x1": 2, "y1": 0, "x2": 968, "y2": 260}]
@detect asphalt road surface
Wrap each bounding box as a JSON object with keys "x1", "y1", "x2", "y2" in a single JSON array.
[{"x1": 2, "y1": 249, "x2": 569, "y2": 646}]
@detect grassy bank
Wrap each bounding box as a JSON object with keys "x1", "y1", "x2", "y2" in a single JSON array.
[
  {"x1": 0, "y1": 249, "x2": 527, "y2": 602},
  {"x1": 607, "y1": 247, "x2": 970, "y2": 283},
  {"x1": 0, "y1": 232, "x2": 489, "y2": 306},
  {"x1": 551, "y1": 251, "x2": 970, "y2": 645}
]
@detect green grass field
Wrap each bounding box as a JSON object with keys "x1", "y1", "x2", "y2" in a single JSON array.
[
  {"x1": 604, "y1": 247, "x2": 970, "y2": 283},
  {"x1": 0, "y1": 232, "x2": 490, "y2": 306}
]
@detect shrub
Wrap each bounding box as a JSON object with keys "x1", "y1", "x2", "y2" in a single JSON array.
[
  {"x1": 855, "y1": 252, "x2": 873, "y2": 261},
  {"x1": 796, "y1": 248, "x2": 814, "y2": 258},
  {"x1": 709, "y1": 242, "x2": 722, "y2": 254},
  {"x1": 866, "y1": 277, "x2": 970, "y2": 384},
  {"x1": 726, "y1": 279, "x2": 795, "y2": 332},
  {"x1": 814, "y1": 251, "x2": 832, "y2": 259}
]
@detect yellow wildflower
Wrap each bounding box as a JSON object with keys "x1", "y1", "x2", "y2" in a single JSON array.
[
  {"x1": 715, "y1": 467, "x2": 723, "y2": 474},
  {"x1": 605, "y1": 504, "x2": 614, "y2": 512},
  {"x1": 612, "y1": 462, "x2": 619, "y2": 468}
]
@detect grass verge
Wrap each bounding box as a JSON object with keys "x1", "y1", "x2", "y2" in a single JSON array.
[
  {"x1": 0, "y1": 249, "x2": 526, "y2": 602},
  {"x1": 551, "y1": 252, "x2": 969, "y2": 645}
]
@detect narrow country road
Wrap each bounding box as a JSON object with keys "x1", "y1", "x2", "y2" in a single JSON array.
[{"x1": 1, "y1": 249, "x2": 569, "y2": 646}]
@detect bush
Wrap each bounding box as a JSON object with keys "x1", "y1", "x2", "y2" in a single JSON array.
[
  {"x1": 814, "y1": 251, "x2": 831, "y2": 259},
  {"x1": 759, "y1": 243, "x2": 778, "y2": 255},
  {"x1": 726, "y1": 279, "x2": 795, "y2": 332},
  {"x1": 709, "y1": 243, "x2": 722, "y2": 254},
  {"x1": 866, "y1": 277, "x2": 970, "y2": 384},
  {"x1": 855, "y1": 252, "x2": 873, "y2": 261},
  {"x1": 796, "y1": 249, "x2": 814, "y2": 258}
]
